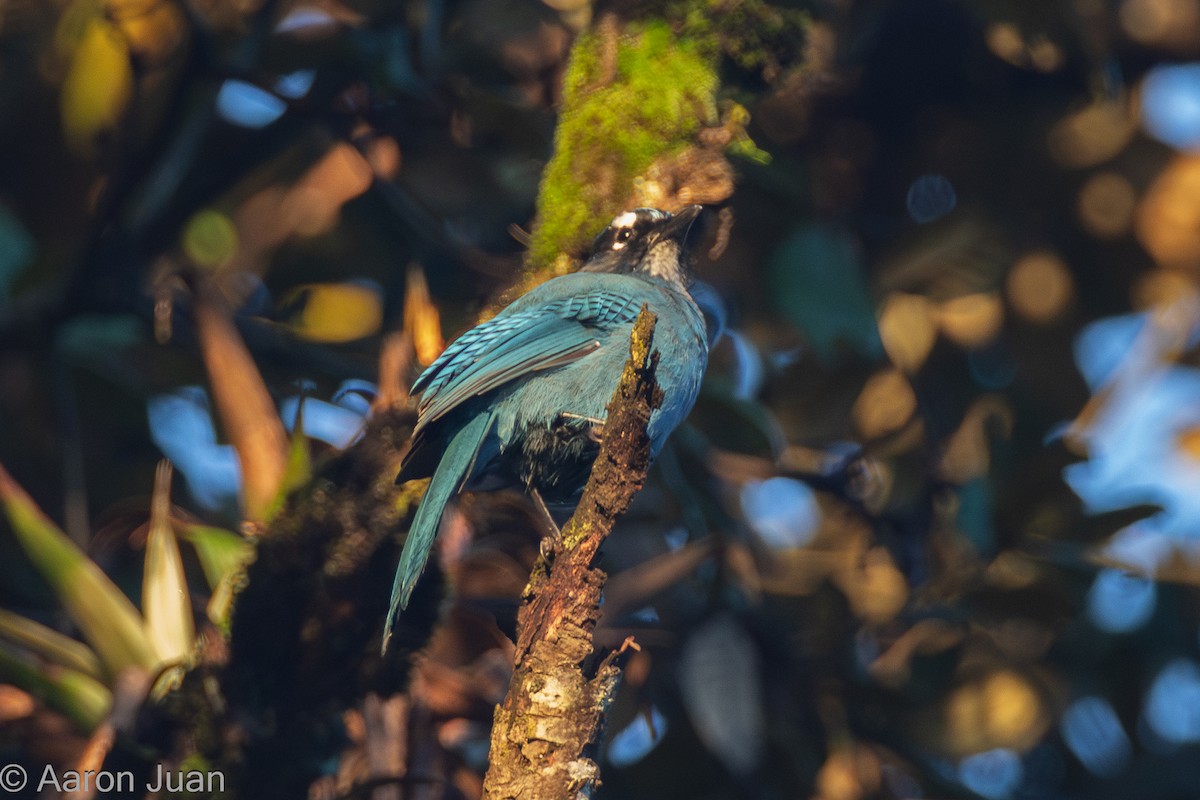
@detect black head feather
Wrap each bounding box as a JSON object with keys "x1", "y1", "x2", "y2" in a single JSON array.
[{"x1": 581, "y1": 206, "x2": 702, "y2": 286}]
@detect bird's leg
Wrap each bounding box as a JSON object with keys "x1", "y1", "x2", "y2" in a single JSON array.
[
  {"x1": 561, "y1": 411, "x2": 606, "y2": 443},
  {"x1": 529, "y1": 488, "x2": 562, "y2": 559}
]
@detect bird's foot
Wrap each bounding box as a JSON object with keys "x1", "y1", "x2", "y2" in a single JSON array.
[{"x1": 561, "y1": 412, "x2": 606, "y2": 443}]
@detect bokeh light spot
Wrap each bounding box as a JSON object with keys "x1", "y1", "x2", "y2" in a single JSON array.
[
  {"x1": 878, "y1": 292, "x2": 936, "y2": 373},
  {"x1": 936, "y1": 292, "x2": 1004, "y2": 349},
  {"x1": 853, "y1": 369, "x2": 916, "y2": 438},
  {"x1": 1144, "y1": 658, "x2": 1200, "y2": 744},
  {"x1": 947, "y1": 670, "x2": 1046, "y2": 753},
  {"x1": 607, "y1": 707, "x2": 667, "y2": 767},
  {"x1": 280, "y1": 396, "x2": 366, "y2": 449},
  {"x1": 958, "y1": 748, "x2": 1023, "y2": 799},
  {"x1": 216, "y1": 79, "x2": 287, "y2": 129},
  {"x1": 147, "y1": 387, "x2": 241, "y2": 513},
  {"x1": 183, "y1": 209, "x2": 239, "y2": 267},
  {"x1": 906, "y1": 174, "x2": 957, "y2": 223},
  {"x1": 274, "y1": 69, "x2": 316, "y2": 100},
  {"x1": 1007, "y1": 251, "x2": 1074, "y2": 324},
  {"x1": 1121, "y1": 0, "x2": 1200, "y2": 52},
  {"x1": 1177, "y1": 425, "x2": 1200, "y2": 460},
  {"x1": 1078, "y1": 172, "x2": 1137, "y2": 238},
  {"x1": 1133, "y1": 269, "x2": 1194, "y2": 310},
  {"x1": 1136, "y1": 154, "x2": 1200, "y2": 270},
  {"x1": 1086, "y1": 568, "x2": 1156, "y2": 632},
  {"x1": 0, "y1": 206, "x2": 36, "y2": 301},
  {"x1": 1048, "y1": 102, "x2": 1137, "y2": 168},
  {"x1": 985, "y1": 23, "x2": 1025, "y2": 66},
  {"x1": 740, "y1": 477, "x2": 820, "y2": 550},
  {"x1": 1141, "y1": 63, "x2": 1200, "y2": 151},
  {"x1": 1061, "y1": 696, "x2": 1131, "y2": 778}
]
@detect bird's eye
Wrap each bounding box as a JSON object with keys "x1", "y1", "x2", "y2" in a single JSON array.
[{"x1": 617, "y1": 229, "x2": 633, "y2": 242}]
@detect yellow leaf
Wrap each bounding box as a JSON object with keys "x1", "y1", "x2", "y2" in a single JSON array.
[
  {"x1": 405, "y1": 266, "x2": 445, "y2": 365},
  {"x1": 143, "y1": 462, "x2": 195, "y2": 664},
  {"x1": 283, "y1": 281, "x2": 384, "y2": 343},
  {"x1": 60, "y1": 19, "x2": 132, "y2": 155},
  {"x1": 54, "y1": 0, "x2": 103, "y2": 56}
]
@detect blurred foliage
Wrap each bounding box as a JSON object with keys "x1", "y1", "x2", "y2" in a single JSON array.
[{"x1": 3, "y1": 0, "x2": 1200, "y2": 799}]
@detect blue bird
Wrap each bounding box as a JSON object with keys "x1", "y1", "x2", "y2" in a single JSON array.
[{"x1": 383, "y1": 206, "x2": 710, "y2": 649}]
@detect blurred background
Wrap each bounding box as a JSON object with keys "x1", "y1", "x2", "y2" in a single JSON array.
[{"x1": 3, "y1": 0, "x2": 1200, "y2": 798}]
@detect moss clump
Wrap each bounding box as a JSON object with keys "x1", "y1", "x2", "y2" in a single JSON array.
[
  {"x1": 526, "y1": 5, "x2": 808, "y2": 275},
  {"x1": 527, "y1": 20, "x2": 719, "y2": 272},
  {"x1": 670, "y1": 0, "x2": 810, "y2": 75}
]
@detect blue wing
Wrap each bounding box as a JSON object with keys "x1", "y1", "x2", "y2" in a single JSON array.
[{"x1": 411, "y1": 287, "x2": 644, "y2": 434}]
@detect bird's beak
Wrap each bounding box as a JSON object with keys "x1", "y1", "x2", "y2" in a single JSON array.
[{"x1": 655, "y1": 204, "x2": 704, "y2": 245}]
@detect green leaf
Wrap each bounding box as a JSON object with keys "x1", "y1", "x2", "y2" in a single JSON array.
[
  {"x1": 0, "y1": 463, "x2": 156, "y2": 677},
  {"x1": 181, "y1": 525, "x2": 252, "y2": 592},
  {"x1": 180, "y1": 524, "x2": 253, "y2": 631},
  {"x1": 0, "y1": 608, "x2": 104, "y2": 681},
  {"x1": 143, "y1": 462, "x2": 195, "y2": 664},
  {"x1": 0, "y1": 643, "x2": 111, "y2": 731}
]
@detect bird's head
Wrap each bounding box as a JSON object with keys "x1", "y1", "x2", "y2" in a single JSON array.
[{"x1": 581, "y1": 205, "x2": 703, "y2": 286}]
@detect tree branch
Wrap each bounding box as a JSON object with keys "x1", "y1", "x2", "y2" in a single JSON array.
[{"x1": 482, "y1": 306, "x2": 662, "y2": 800}]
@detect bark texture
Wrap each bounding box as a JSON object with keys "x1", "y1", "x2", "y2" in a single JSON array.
[{"x1": 482, "y1": 307, "x2": 663, "y2": 800}]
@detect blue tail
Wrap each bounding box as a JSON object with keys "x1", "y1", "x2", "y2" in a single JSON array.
[{"x1": 383, "y1": 413, "x2": 493, "y2": 653}]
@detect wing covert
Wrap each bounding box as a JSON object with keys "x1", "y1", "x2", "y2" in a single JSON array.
[{"x1": 410, "y1": 288, "x2": 643, "y2": 433}]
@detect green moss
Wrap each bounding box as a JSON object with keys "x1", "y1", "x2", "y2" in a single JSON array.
[
  {"x1": 527, "y1": 20, "x2": 719, "y2": 271},
  {"x1": 669, "y1": 0, "x2": 810, "y2": 73},
  {"x1": 527, "y1": 4, "x2": 808, "y2": 272}
]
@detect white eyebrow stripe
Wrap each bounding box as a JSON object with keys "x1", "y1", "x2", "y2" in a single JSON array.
[{"x1": 612, "y1": 211, "x2": 638, "y2": 228}]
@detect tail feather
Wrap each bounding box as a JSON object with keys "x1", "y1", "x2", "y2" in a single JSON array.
[{"x1": 383, "y1": 413, "x2": 493, "y2": 653}]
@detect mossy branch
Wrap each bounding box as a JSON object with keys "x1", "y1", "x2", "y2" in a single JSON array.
[
  {"x1": 481, "y1": 307, "x2": 662, "y2": 800},
  {"x1": 524, "y1": 17, "x2": 725, "y2": 281}
]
